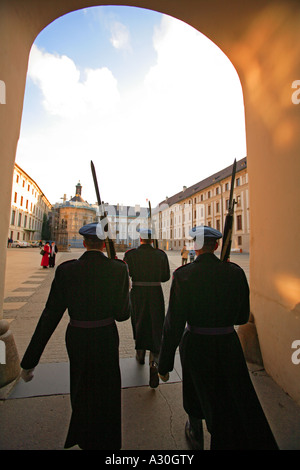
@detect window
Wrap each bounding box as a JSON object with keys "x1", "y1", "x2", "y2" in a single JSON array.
[
  {"x1": 24, "y1": 215, "x2": 27, "y2": 228},
  {"x1": 216, "y1": 219, "x2": 221, "y2": 231},
  {"x1": 216, "y1": 202, "x2": 220, "y2": 213},
  {"x1": 238, "y1": 236, "x2": 242, "y2": 246},
  {"x1": 14, "y1": 192, "x2": 17, "y2": 203},
  {"x1": 208, "y1": 205, "x2": 211, "y2": 216},
  {"x1": 11, "y1": 210, "x2": 16, "y2": 225},
  {"x1": 236, "y1": 177, "x2": 240, "y2": 187},
  {"x1": 20, "y1": 196, "x2": 23, "y2": 206},
  {"x1": 18, "y1": 213, "x2": 22, "y2": 226},
  {"x1": 216, "y1": 187, "x2": 219, "y2": 195},
  {"x1": 225, "y1": 183, "x2": 229, "y2": 191},
  {"x1": 208, "y1": 191, "x2": 211, "y2": 199},
  {"x1": 237, "y1": 215, "x2": 242, "y2": 230}
]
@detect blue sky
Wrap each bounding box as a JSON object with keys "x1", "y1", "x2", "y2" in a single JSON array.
[{"x1": 16, "y1": 6, "x2": 246, "y2": 208}]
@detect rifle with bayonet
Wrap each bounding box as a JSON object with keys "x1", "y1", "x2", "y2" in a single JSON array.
[
  {"x1": 148, "y1": 200, "x2": 158, "y2": 249},
  {"x1": 90, "y1": 160, "x2": 116, "y2": 259},
  {"x1": 220, "y1": 159, "x2": 237, "y2": 262}
]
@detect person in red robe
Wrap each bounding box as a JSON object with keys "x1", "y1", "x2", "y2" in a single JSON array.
[{"x1": 41, "y1": 242, "x2": 50, "y2": 268}]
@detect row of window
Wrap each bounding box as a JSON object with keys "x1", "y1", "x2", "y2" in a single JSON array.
[
  {"x1": 13, "y1": 192, "x2": 47, "y2": 219},
  {"x1": 161, "y1": 196, "x2": 244, "y2": 228},
  {"x1": 161, "y1": 214, "x2": 244, "y2": 239},
  {"x1": 166, "y1": 234, "x2": 244, "y2": 249},
  {"x1": 162, "y1": 194, "x2": 244, "y2": 218},
  {"x1": 10, "y1": 209, "x2": 43, "y2": 231},
  {"x1": 9, "y1": 231, "x2": 26, "y2": 242},
  {"x1": 171, "y1": 176, "x2": 245, "y2": 206},
  {"x1": 15, "y1": 174, "x2": 39, "y2": 199}
]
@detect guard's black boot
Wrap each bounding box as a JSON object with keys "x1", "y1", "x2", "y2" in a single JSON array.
[
  {"x1": 185, "y1": 416, "x2": 204, "y2": 450},
  {"x1": 149, "y1": 361, "x2": 159, "y2": 388}
]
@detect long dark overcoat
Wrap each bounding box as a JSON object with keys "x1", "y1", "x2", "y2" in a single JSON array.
[
  {"x1": 21, "y1": 250, "x2": 130, "y2": 450},
  {"x1": 158, "y1": 253, "x2": 278, "y2": 450},
  {"x1": 124, "y1": 244, "x2": 170, "y2": 354}
]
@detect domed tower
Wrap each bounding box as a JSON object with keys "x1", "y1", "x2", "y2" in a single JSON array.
[
  {"x1": 71, "y1": 181, "x2": 84, "y2": 203},
  {"x1": 75, "y1": 181, "x2": 82, "y2": 196},
  {"x1": 58, "y1": 181, "x2": 97, "y2": 247}
]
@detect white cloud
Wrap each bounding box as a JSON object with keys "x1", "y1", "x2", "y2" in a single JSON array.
[
  {"x1": 28, "y1": 44, "x2": 120, "y2": 119},
  {"x1": 109, "y1": 21, "x2": 132, "y2": 51}
]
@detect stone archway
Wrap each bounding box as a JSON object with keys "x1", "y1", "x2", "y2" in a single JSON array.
[{"x1": 0, "y1": 0, "x2": 299, "y2": 404}]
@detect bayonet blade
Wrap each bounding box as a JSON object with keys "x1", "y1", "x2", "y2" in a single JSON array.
[
  {"x1": 91, "y1": 160, "x2": 102, "y2": 207},
  {"x1": 228, "y1": 158, "x2": 236, "y2": 212}
]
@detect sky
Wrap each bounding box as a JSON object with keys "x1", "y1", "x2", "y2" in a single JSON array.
[{"x1": 15, "y1": 5, "x2": 247, "y2": 209}]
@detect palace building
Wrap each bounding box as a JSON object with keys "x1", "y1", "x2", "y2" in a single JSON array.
[
  {"x1": 154, "y1": 157, "x2": 249, "y2": 253},
  {"x1": 8, "y1": 163, "x2": 52, "y2": 243}
]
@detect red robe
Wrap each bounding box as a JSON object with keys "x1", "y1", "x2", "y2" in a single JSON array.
[{"x1": 41, "y1": 244, "x2": 50, "y2": 267}]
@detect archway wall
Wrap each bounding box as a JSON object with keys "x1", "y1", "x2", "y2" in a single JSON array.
[{"x1": 0, "y1": 0, "x2": 299, "y2": 403}]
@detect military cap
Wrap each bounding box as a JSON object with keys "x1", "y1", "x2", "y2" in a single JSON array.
[
  {"x1": 137, "y1": 227, "x2": 153, "y2": 239},
  {"x1": 189, "y1": 225, "x2": 222, "y2": 240},
  {"x1": 189, "y1": 225, "x2": 222, "y2": 249},
  {"x1": 79, "y1": 222, "x2": 104, "y2": 240}
]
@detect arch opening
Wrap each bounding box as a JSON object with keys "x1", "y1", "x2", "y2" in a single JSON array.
[
  {"x1": 0, "y1": 0, "x2": 299, "y2": 408},
  {"x1": 16, "y1": 5, "x2": 246, "y2": 211}
]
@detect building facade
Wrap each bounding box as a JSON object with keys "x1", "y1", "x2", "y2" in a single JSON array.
[
  {"x1": 8, "y1": 163, "x2": 52, "y2": 243},
  {"x1": 51, "y1": 182, "x2": 149, "y2": 249},
  {"x1": 51, "y1": 182, "x2": 97, "y2": 248},
  {"x1": 154, "y1": 157, "x2": 249, "y2": 253}
]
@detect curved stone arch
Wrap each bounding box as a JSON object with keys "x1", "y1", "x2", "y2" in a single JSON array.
[{"x1": 0, "y1": 0, "x2": 299, "y2": 404}]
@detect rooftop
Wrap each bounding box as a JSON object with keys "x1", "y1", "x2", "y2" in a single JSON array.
[{"x1": 158, "y1": 156, "x2": 247, "y2": 208}]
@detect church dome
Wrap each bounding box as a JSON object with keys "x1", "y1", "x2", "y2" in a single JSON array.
[{"x1": 60, "y1": 181, "x2": 95, "y2": 211}]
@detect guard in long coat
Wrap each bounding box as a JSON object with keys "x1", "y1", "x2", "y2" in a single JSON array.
[
  {"x1": 21, "y1": 223, "x2": 130, "y2": 450},
  {"x1": 158, "y1": 226, "x2": 278, "y2": 450},
  {"x1": 124, "y1": 229, "x2": 170, "y2": 388}
]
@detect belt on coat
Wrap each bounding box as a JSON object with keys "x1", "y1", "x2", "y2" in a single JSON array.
[
  {"x1": 132, "y1": 281, "x2": 161, "y2": 286},
  {"x1": 69, "y1": 317, "x2": 115, "y2": 328},
  {"x1": 187, "y1": 324, "x2": 234, "y2": 335}
]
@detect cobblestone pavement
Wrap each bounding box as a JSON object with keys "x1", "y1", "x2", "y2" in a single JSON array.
[{"x1": 3, "y1": 247, "x2": 249, "y2": 364}]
